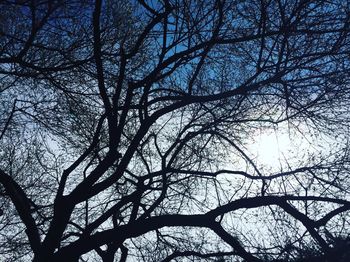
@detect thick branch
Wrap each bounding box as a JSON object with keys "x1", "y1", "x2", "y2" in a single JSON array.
[
  {"x1": 54, "y1": 195, "x2": 349, "y2": 259},
  {"x1": 0, "y1": 169, "x2": 41, "y2": 253}
]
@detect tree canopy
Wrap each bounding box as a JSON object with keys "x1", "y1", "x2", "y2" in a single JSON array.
[{"x1": 1, "y1": 0, "x2": 350, "y2": 261}]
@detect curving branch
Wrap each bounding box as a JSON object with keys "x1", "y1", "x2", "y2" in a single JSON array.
[
  {"x1": 54, "y1": 195, "x2": 350, "y2": 260},
  {"x1": 0, "y1": 169, "x2": 41, "y2": 254}
]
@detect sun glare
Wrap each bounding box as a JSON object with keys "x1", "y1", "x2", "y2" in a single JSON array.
[
  {"x1": 247, "y1": 128, "x2": 303, "y2": 171},
  {"x1": 254, "y1": 131, "x2": 291, "y2": 167}
]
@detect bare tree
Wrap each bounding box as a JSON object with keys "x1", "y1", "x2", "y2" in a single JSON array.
[{"x1": 1, "y1": 0, "x2": 350, "y2": 261}]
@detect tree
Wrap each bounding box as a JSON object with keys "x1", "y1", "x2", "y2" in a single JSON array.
[{"x1": 1, "y1": 0, "x2": 350, "y2": 261}]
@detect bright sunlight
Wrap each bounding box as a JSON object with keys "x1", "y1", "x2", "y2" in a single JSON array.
[{"x1": 247, "y1": 126, "x2": 313, "y2": 171}]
